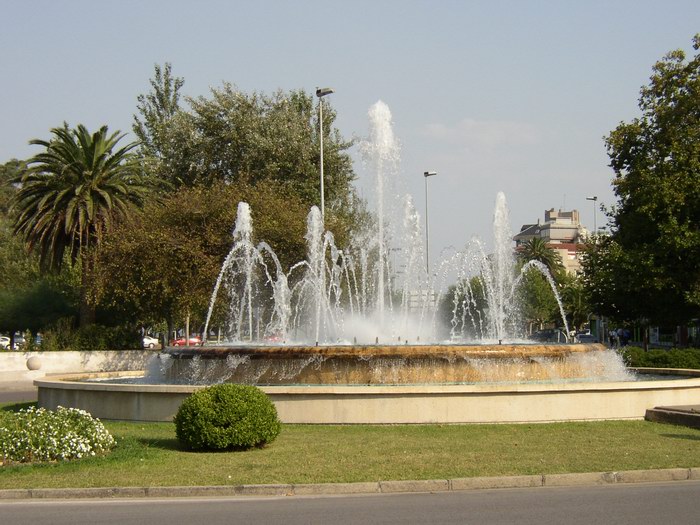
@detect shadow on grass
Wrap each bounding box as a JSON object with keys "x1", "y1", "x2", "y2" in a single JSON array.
[
  {"x1": 136, "y1": 437, "x2": 184, "y2": 451},
  {"x1": 660, "y1": 433, "x2": 700, "y2": 441},
  {"x1": 135, "y1": 437, "x2": 265, "y2": 454},
  {"x1": 0, "y1": 401, "x2": 36, "y2": 413}
]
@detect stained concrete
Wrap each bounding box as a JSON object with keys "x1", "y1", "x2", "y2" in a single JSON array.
[{"x1": 645, "y1": 405, "x2": 700, "y2": 429}]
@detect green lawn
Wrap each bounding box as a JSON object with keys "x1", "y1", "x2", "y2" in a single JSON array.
[{"x1": 2, "y1": 401, "x2": 700, "y2": 489}]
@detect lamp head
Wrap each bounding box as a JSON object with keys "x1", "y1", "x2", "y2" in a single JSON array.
[
  {"x1": 316, "y1": 87, "x2": 334, "y2": 98},
  {"x1": 424, "y1": 171, "x2": 437, "y2": 177}
]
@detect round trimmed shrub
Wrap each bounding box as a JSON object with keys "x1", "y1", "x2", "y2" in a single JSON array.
[{"x1": 174, "y1": 384, "x2": 281, "y2": 450}]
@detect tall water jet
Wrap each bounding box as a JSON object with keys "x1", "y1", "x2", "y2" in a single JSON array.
[
  {"x1": 204, "y1": 202, "x2": 257, "y2": 342},
  {"x1": 489, "y1": 191, "x2": 518, "y2": 340},
  {"x1": 360, "y1": 101, "x2": 401, "y2": 331}
]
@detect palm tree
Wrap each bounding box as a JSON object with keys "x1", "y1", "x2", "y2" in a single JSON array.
[
  {"x1": 518, "y1": 237, "x2": 565, "y2": 278},
  {"x1": 12, "y1": 123, "x2": 152, "y2": 326}
]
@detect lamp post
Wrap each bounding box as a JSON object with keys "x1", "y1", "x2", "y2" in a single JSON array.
[
  {"x1": 316, "y1": 87, "x2": 334, "y2": 222},
  {"x1": 586, "y1": 196, "x2": 598, "y2": 235},
  {"x1": 424, "y1": 171, "x2": 437, "y2": 274}
]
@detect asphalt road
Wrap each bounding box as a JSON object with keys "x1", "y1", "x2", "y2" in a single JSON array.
[{"x1": 2, "y1": 481, "x2": 700, "y2": 525}]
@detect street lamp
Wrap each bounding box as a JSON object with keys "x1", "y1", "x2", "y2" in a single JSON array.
[
  {"x1": 586, "y1": 196, "x2": 598, "y2": 235},
  {"x1": 316, "y1": 87, "x2": 334, "y2": 222},
  {"x1": 424, "y1": 171, "x2": 437, "y2": 274}
]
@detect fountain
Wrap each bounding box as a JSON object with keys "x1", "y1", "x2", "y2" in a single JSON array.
[{"x1": 35, "y1": 100, "x2": 700, "y2": 424}]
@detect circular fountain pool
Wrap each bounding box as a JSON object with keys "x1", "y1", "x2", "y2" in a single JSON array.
[{"x1": 35, "y1": 344, "x2": 700, "y2": 424}]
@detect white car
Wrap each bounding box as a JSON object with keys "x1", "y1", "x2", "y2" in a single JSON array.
[
  {"x1": 142, "y1": 335, "x2": 160, "y2": 349},
  {"x1": 0, "y1": 336, "x2": 9, "y2": 350}
]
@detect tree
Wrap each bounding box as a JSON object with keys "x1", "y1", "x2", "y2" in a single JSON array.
[
  {"x1": 132, "y1": 63, "x2": 190, "y2": 188},
  {"x1": 584, "y1": 34, "x2": 700, "y2": 326},
  {"x1": 558, "y1": 274, "x2": 590, "y2": 332},
  {"x1": 132, "y1": 69, "x2": 359, "y2": 215},
  {"x1": 438, "y1": 277, "x2": 489, "y2": 339},
  {"x1": 184, "y1": 85, "x2": 356, "y2": 208},
  {"x1": 516, "y1": 267, "x2": 561, "y2": 332},
  {"x1": 94, "y1": 181, "x2": 312, "y2": 341},
  {"x1": 0, "y1": 159, "x2": 79, "y2": 342},
  {"x1": 517, "y1": 237, "x2": 564, "y2": 280},
  {"x1": 133, "y1": 62, "x2": 184, "y2": 156},
  {"x1": 12, "y1": 123, "x2": 154, "y2": 326}
]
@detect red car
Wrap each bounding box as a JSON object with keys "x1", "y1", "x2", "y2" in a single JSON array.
[{"x1": 170, "y1": 336, "x2": 203, "y2": 346}]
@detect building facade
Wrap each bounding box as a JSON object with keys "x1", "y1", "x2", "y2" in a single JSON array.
[{"x1": 513, "y1": 208, "x2": 589, "y2": 274}]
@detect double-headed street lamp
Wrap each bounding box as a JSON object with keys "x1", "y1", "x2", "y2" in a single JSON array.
[
  {"x1": 316, "y1": 87, "x2": 334, "y2": 222},
  {"x1": 586, "y1": 196, "x2": 598, "y2": 235},
  {"x1": 424, "y1": 171, "x2": 438, "y2": 274}
]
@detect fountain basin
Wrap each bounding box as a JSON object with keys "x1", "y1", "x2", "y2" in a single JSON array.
[
  {"x1": 35, "y1": 366, "x2": 700, "y2": 424},
  {"x1": 162, "y1": 343, "x2": 624, "y2": 385}
]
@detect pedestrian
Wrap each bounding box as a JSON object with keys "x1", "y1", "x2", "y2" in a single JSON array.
[{"x1": 609, "y1": 329, "x2": 618, "y2": 349}]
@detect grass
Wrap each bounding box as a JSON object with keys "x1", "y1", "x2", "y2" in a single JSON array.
[{"x1": 2, "y1": 401, "x2": 700, "y2": 489}]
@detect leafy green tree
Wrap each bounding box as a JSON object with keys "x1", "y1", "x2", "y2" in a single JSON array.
[
  {"x1": 517, "y1": 267, "x2": 561, "y2": 332},
  {"x1": 584, "y1": 34, "x2": 700, "y2": 326},
  {"x1": 11, "y1": 123, "x2": 154, "y2": 326},
  {"x1": 558, "y1": 274, "x2": 590, "y2": 332},
  {"x1": 94, "y1": 181, "x2": 312, "y2": 341},
  {"x1": 133, "y1": 62, "x2": 184, "y2": 156},
  {"x1": 184, "y1": 85, "x2": 356, "y2": 208},
  {"x1": 132, "y1": 63, "x2": 190, "y2": 188},
  {"x1": 0, "y1": 159, "x2": 79, "y2": 343},
  {"x1": 438, "y1": 277, "x2": 488, "y2": 339},
  {"x1": 0, "y1": 159, "x2": 26, "y2": 214},
  {"x1": 132, "y1": 68, "x2": 359, "y2": 216}
]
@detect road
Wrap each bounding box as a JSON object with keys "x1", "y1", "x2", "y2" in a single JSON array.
[
  {"x1": 0, "y1": 387, "x2": 36, "y2": 403},
  {"x1": 2, "y1": 481, "x2": 700, "y2": 525}
]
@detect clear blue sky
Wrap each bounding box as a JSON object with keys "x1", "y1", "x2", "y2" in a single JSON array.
[{"x1": 2, "y1": 0, "x2": 699, "y2": 259}]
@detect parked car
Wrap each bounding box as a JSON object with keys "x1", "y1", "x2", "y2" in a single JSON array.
[
  {"x1": 13, "y1": 334, "x2": 26, "y2": 349},
  {"x1": 0, "y1": 336, "x2": 9, "y2": 350},
  {"x1": 171, "y1": 336, "x2": 202, "y2": 347},
  {"x1": 575, "y1": 333, "x2": 598, "y2": 343},
  {"x1": 529, "y1": 329, "x2": 568, "y2": 343},
  {"x1": 142, "y1": 335, "x2": 160, "y2": 349}
]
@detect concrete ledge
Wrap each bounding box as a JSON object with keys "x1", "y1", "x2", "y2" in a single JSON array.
[
  {"x1": 1, "y1": 468, "x2": 699, "y2": 500},
  {"x1": 614, "y1": 468, "x2": 690, "y2": 483},
  {"x1": 379, "y1": 479, "x2": 449, "y2": 493},
  {"x1": 0, "y1": 489, "x2": 32, "y2": 500},
  {"x1": 235, "y1": 484, "x2": 294, "y2": 496},
  {"x1": 29, "y1": 487, "x2": 148, "y2": 499},
  {"x1": 645, "y1": 407, "x2": 700, "y2": 429},
  {"x1": 293, "y1": 482, "x2": 380, "y2": 495},
  {"x1": 543, "y1": 472, "x2": 615, "y2": 486},
  {"x1": 450, "y1": 475, "x2": 542, "y2": 490}
]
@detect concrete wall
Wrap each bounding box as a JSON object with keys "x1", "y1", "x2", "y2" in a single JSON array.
[
  {"x1": 0, "y1": 350, "x2": 158, "y2": 386},
  {"x1": 35, "y1": 369, "x2": 700, "y2": 424}
]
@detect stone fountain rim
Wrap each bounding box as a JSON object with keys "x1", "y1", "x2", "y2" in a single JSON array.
[
  {"x1": 164, "y1": 342, "x2": 607, "y2": 359},
  {"x1": 34, "y1": 367, "x2": 700, "y2": 395}
]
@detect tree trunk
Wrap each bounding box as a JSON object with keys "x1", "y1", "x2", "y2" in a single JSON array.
[
  {"x1": 643, "y1": 325, "x2": 649, "y2": 352},
  {"x1": 167, "y1": 317, "x2": 174, "y2": 347},
  {"x1": 79, "y1": 252, "x2": 96, "y2": 327}
]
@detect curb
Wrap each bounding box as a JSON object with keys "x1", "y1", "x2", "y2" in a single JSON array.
[{"x1": 1, "y1": 468, "x2": 698, "y2": 500}]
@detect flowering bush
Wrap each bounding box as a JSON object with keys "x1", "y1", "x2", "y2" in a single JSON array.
[{"x1": 0, "y1": 406, "x2": 116, "y2": 465}]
